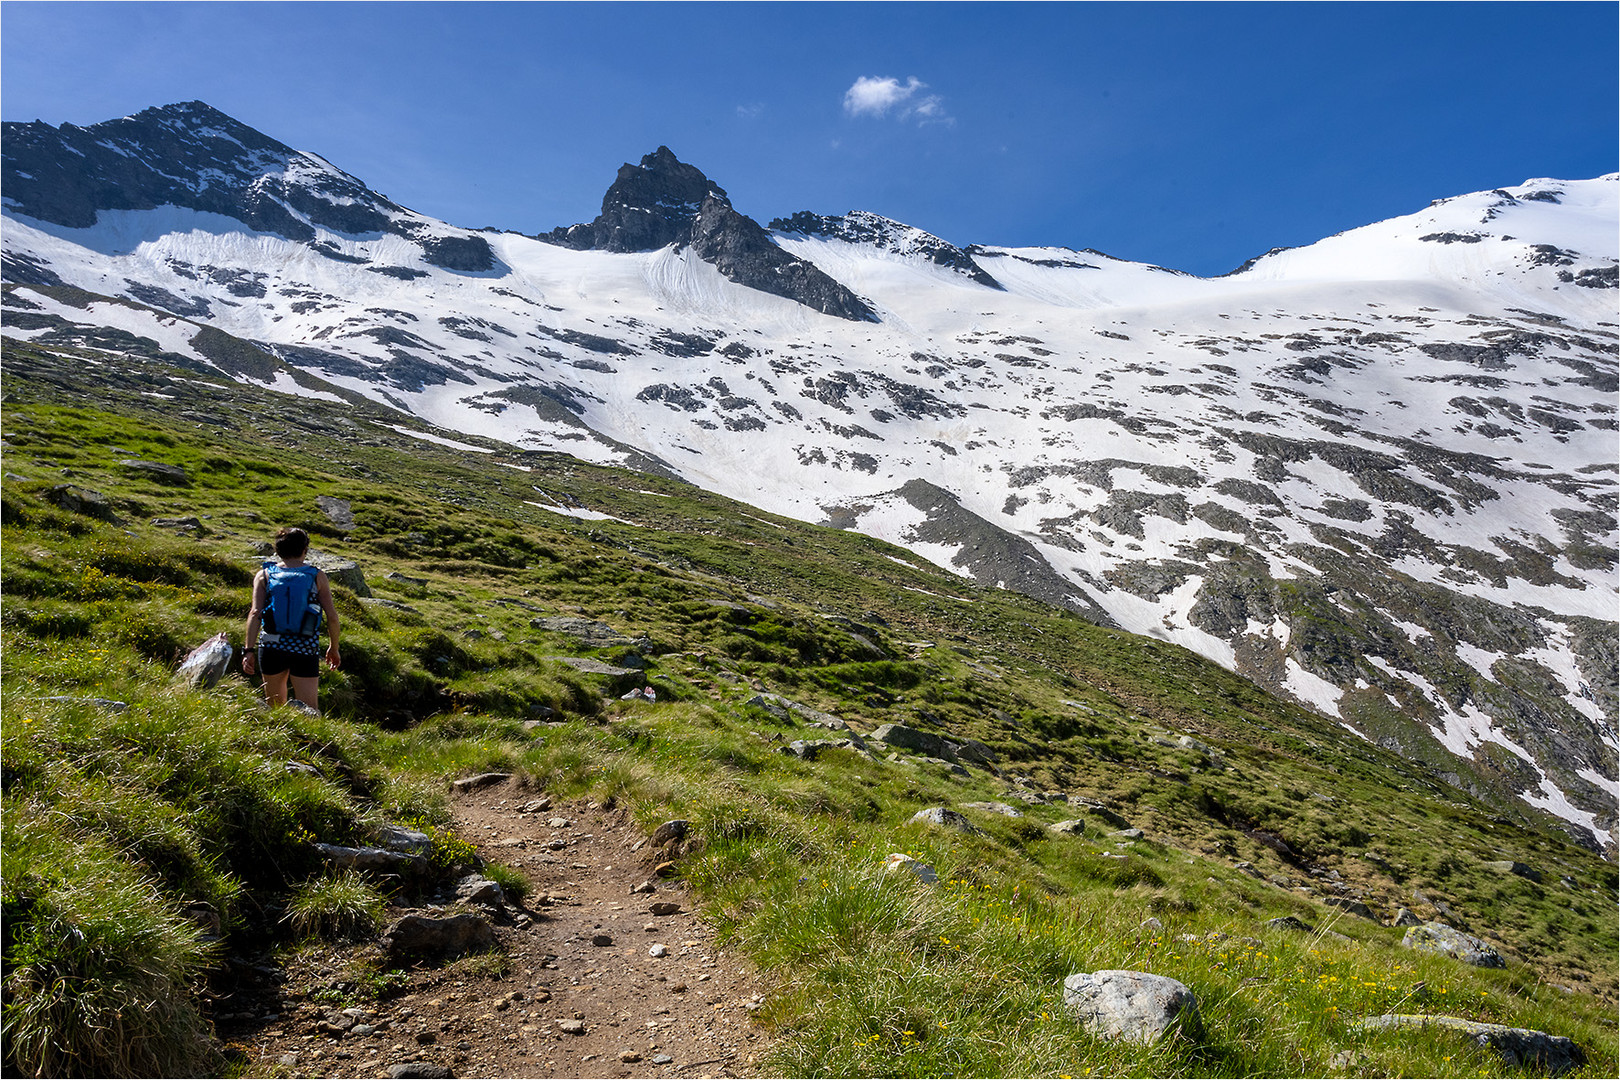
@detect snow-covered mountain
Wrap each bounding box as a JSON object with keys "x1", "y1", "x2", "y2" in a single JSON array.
[{"x1": 4, "y1": 102, "x2": 1616, "y2": 850}]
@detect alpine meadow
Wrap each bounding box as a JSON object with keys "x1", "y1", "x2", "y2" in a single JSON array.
[{"x1": 1, "y1": 100, "x2": 1616, "y2": 1079}]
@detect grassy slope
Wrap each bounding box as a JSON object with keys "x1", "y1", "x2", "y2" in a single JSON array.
[{"x1": 1, "y1": 330, "x2": 1615, "y2": 1078}]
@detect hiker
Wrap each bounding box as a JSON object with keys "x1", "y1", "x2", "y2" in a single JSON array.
[{"x1": 243, "y1": 527, "x2": 341, "y2": 709}]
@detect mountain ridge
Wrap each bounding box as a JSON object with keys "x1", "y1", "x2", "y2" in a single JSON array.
[{"x1": 3, "y1": 102, "x2": 1615, "y2": 852}]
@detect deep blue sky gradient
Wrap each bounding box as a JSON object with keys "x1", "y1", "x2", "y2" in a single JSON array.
[{"x1": 3, "y1": 1, "x2": 1615, "y2": 276}]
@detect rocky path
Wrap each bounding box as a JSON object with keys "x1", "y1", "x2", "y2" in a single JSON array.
[{"x1": 233, "y1": 779, "x2": 771, "y2": 1078}]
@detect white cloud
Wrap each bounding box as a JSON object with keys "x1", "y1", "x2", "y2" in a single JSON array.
[
  {"x1": 736, "y1": 103, "x2": 766, "y2": 120},
  {"x1": 843, "y1": 75, "x2": 951, "y2": 125}
]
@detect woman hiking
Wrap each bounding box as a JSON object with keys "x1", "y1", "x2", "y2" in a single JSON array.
[{"x1": 243, "y1": 527, "x2": 341, "y2": 710}]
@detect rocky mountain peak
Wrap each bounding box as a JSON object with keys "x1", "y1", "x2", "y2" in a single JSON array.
[
  {"x1": 1, "y1": 101, "x2": 497, "y2": 273},
  {"x1": 557, "y1": 146, "x2": 730, "y2": 254},
  {"x1": 542, "y1": 147, "x2": 877, "y2": 321}
]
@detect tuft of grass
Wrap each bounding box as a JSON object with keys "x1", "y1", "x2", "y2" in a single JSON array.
[
  {"x1": 2, "y1": 812, "x2": 223, "y2": 1078},
  {"x1": 284, "y1": 870, "x2": 388, "y2": 941}
]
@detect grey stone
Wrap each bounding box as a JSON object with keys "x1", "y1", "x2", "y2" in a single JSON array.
[
  {"x1": 150, "y1": 515, "x2": 202, "y2": 530},
  {"x1": 909, "y1": 807, "x2": 980, "y2": 834},
  {"x1": 313, "y1": 843, "x2": 428, "y2": 876},
  {"x1": 1264, "y1": 916, "x2": 1316, "y2": 934},
  {"x1": 382, "y1": 914, "x2": 495, "y2": 959},
  {"x1": 176, "y1": 631, "x2": 233, "y2": 689},
  {"x1": 451, "y1": 772, "x2": 511, "y2": 792},
  {"x1": 1067, "y1": 797, "x2": 1130, "y2": 828},
  {"x1": 883, "y1": 853, "x2": 939, "y2": 883},
  {"x1": 387, "y1": 1064, "x2": 454, "y2": 1079},
  {"x1": 549, "y1": 656, "x2": 637, "y2": 676},
  {"x1": 531, "y1": 616, "x2": 628, "y2": 647},
  {"x1": 1048, "y1": 819, "x2": 1086, "y2": 835},
  {"x1": 1392, "y1": 907, "x2": 1422, "y2": 927},
  {"x1": 43, "y1": 484, "x2": 121, "y2": 522},
  {"x1": 455, "y1": 876, "x2": 506, "y2": 906},
  {"x1": 652, "y1": 1054, "x2": 674, "y2": 1065},
  {"x1": 361, "y1": 597, "x2": 419, "y2": 613},
  {"x1": 1063, "y1": 970, "x2": 1203, "y2": 1044},
  {"x1": 780, "y1": 737, "x2": 869, "y2": 760},
  {"x1": 315, "y1": 495, "x2": 355, "y2": 530},
  {"x1": 1401, "y1": 922, "x2": 1506, "y2": 968},
  {"x1": 749, "y1": 692, "x2": 847, "y2": 729},
  {"x1": 1355, "y1": 1015, "x2": 1583, "y2": 1074},
  {"x1": 1483, "y1": 860, "x2": 1542, "y2": 883},
  {"x1": 961, "y1": 801, "x2": 1024, "y2": 817},
  {"x1": 872, "y1": 723, "x2": 953, "y2": 758},
  {"x1": 558, "y1": 1019, "x2": 586, "y2": 1035},
  {"x1": 1322, "y1": 897, "x2": 1377, "y2": 920},
  {"x1": 1110, "y1": 828, "x2": 1145, "y2": 841},
  {"x1": 650, "y1": 820, "x2": 690, "y2": 846},
  {"x1": 119, "y1": 458, "x2": 189, "y2": 484},
  {"x1": 307, "y1": 550, "x2": 370, "y2": 596}
]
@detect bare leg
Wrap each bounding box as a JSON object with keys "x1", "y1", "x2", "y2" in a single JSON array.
[
  {"x1": 288, "y1": 673, "x2": 320, "y2": 713},
  {"x1": 262, "y1": 669, "x2": 290, "y2": 707}
]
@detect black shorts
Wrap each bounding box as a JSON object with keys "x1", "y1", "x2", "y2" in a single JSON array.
[{"x1": 258, "y1": 644, "x2": 319, "y2": 679}]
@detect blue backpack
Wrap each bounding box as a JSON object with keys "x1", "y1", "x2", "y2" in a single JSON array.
[{"x1": 263, "y1": 563, "x2": 323, "y2": 638}]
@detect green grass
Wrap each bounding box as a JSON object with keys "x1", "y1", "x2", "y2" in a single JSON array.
[{"x1": 1, "y1": 336, "x2": 1616, "y2": 1077}]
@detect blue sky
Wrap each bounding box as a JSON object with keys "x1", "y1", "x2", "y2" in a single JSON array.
[{"x1": 3, "y1": 1, "x2": 1615, "y2": 276}]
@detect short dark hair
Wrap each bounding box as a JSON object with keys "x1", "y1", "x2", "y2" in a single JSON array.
[{"x1": 274, "y1": 527, "x2": 310, "y2": 560}]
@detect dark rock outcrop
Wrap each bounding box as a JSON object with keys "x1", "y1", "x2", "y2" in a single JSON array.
[
  {"x1": 770, "y1": 210, "x2": 1003, "y2": 290},
  {"x1": 1, "y1": 101, "x2": 498, "y2": 275},
  {"x1": 542, "y1": 147, "x2": 876, "y2": 322}
]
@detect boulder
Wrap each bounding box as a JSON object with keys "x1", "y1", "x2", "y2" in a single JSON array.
[
  {"x1": 1067, "y1": 797, "x2": 1130, "y2": 828},
  {"x1": 43, "y1": 484, "x2": 121, "y2": 522},
  {"x1": 455, "y1": 876, "x2": 506, "y2": 907},
  {"x1": 451, "y1": 772, "x2": 511, "y2": 792},
  {"x1": 883, "y1": 853, "x2": 938, "y2": 883},
  {"x1": 531, "y1": 616, "x2": 628, "y2": 647},
  {"x1": 150, "y1": 515, "x2": 202, "y2": 531},
  {"x1": 313, "y1": 843, "x2": 428, "y2": 876},
  {"x1": 1048, "y1": 819, "x2": 1086, "y2": 835},
  {"x1": 781, "y1": 738, "x2": 869, "y2": 761},
  {"x1": 315, "y1": 495, "x2": 355, "y2": 530},
  {"x1": 176, "y1": 631, "x2": 233, "y2": 689},
  {"x1": 1401, "y1": 921, "x2": 1505, "y2": 968},
  {"x1": 119, "y1": 458, "x2": 189, "y2": 484},
  {"x1": 749, "y1": 692, "x2": 846, "y2": 728},
  {"x1": 872, "y1": 723, "x2": 953, "y2": 759},
  {"x1": 1264, "y1": 916, "x2": 1316, "y2": 934},
  {"x1": 649, "y1": 820, "x2": 690, "y2": 847},
  {"x1": 1062, "y1": 970, "x2": 1203, "y2": 1044},
  {"x1": 961, "y1": 802, "x2": 1023, "y2": 817},
  {"x1": 550, "y1": 657, "x2": 638, "y2": 676},
  {"x1": 307, "y1": 550, "x2": 371, "y2": 597},
  {"x1": 1482, "y1": 859, "x2": 1542, "y2": 883},
  {"x1": 909, "y1": 807, "x2": 980, "y2": 834},
  {"x1": 388, "y1": 1065, "x2": 454, "y2": 1080},
  {"x1": 1391, "y1": 907, "x2": 1422, "y2": 927},
  {"x1": 382, "y1": 913, "x2": 496, "y2": 959},
  {"x1": 377, "y1": 825, "x2": 432, "y2": 855},
  {"x1": 1322, "y1": 897, "x2": 1377, "y2": 920},
  {"x1": 1355, "y1": 1015, "x2": 1583, "y2": 1074}
]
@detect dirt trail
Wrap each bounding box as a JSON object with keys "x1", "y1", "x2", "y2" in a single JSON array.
[{"x1": 233, "y1": 779, "x2": 771, "y2": 1078}]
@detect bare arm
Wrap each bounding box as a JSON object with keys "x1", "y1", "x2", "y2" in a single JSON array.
[
  {"x1": 316, "y1": 570, "x2": 341, "y2": 667},
  {"x1": 243, "y1": 570, "x2": 267, "y2": 672}
]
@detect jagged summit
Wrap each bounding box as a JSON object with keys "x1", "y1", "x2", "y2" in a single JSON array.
[
  {"x1": 1, "y1": 101, "x2": 498, "y2": 272},
  {"x1": 541, "y1": 146, "x2": 878, "y2": 322},
  {"x1": 546, "y1": 146, "x2": 727, "y2": 253}
]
